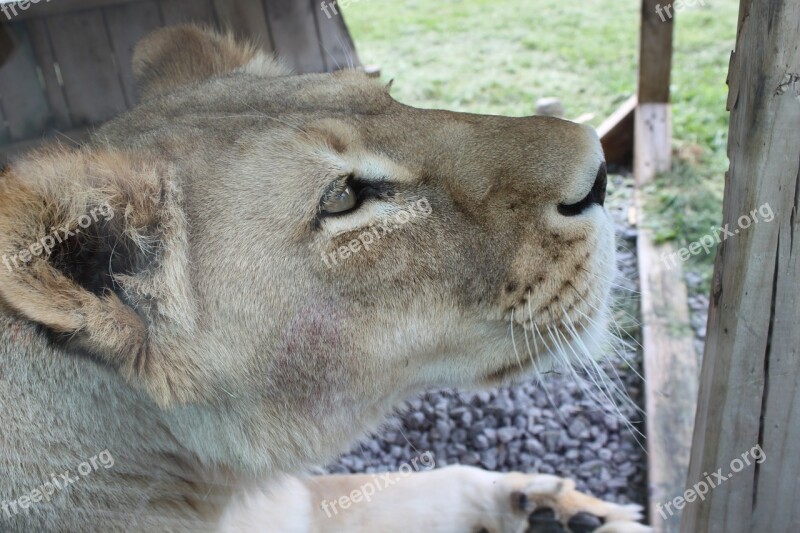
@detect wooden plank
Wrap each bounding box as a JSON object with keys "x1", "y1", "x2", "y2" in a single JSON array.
[
  {"x1": 0, "y1": 26, "x2": 14, "y2": 144},
  {"x1": 634, "y1": 103, "x2": 671, "y2": 186},
  {"x1": 0, "y1": 22, "x2": 51, "y2": 142},
  {"x1": 635, "y1": 196, "x2": 699, "y2": 533},
  {"x1": 25, "y1": 19, "x2": 72, "y2": 131},
  {"x1": 1, "y1": 0, "x2": 139, "y2": 21},
  {"x1": 104, "y1": 0, "x2": 163, "y2": 106},
  {"x1": 159, "y1": 0, "x2": 216, "y2": 26},
  {"x1": 264, "y1": 0, "x2": 325, "y2": 73},
  {"x1": 597, "y1": 95, "x2": 636, "y2": 168},
  {"x1": 681, "y1": 0, "x2": 800, "y2": 531},
  {"x1": 0, "y1": 100, "x2": 10, "y2": 146},
  {"x1": 45, "y1": 10, "x2": 128, "y2": 127},
  {"x1": 314, "y1": 0, "x2": 360, "y2": 71},
  {"x1": 638, "y1": 0, "x2": 674, "y2": 103},
  {"x1": 212, "y1": 0, "x2": 273, "y2": 52}
]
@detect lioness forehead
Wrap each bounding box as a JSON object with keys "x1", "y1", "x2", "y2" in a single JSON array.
[{"x1": 98, "y1": 71, "x2": 396, "y2": 147}]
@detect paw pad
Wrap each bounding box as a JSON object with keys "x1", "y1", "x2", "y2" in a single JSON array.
[
  {"x1": 567, "y1": 512, "x2": 604, "y2": 532},
  {"x1": 527, "y1": 507, "x2": 605, "y2": 533}
]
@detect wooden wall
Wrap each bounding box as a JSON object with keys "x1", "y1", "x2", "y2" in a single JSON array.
[{"x1": 0, "y1": 0, "x2": 359, "y2": 149}]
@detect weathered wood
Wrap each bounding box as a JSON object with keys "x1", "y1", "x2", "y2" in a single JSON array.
[
  {"x1": 158, "y1": 0, "x2": 216, "y2": 25},
  {"x1": 314, "y1": 0, "x2": 360, "y2": 71},
  {"x1": 0, "y1": 23, "x2": 51, "y2": 142},
  {"x1": 25, "y1": 18, "x2": 72, "y2": 130},
  {"x1": 105, "y1": 0, "x2": 163, "y2": 106},
  {"x1": 0, "y1": 0, "x2": 138, "y2": 21},
  {"x1": 0, "y1": 100, "x2": 10, "y2": 146},
  {"x1": 212, "y1": 0, "x2": 273, "y2": 52},
  {"x1": 680, "y1": 0, "x2": 800, "y2": 531},
  {"x1": 265, "y1": 0, "x2": 325, "y2": 73},
  {"x1": 635, "y1": 198, "x2": 699, "y2": 533},
  {"x1": 597, "y1": 95, "x2": 636, "y2": 167},
  {"x1": 638, "y1": 0, "x2": 674, "y2": 103},
  {"x1": 45, "y1": 10, "x2": 127, "y2": 127},
  {"x1": 634, "y1": 103, "x2": 671, "y2": 186},
  {"x1": 0, "y1": 0, "x2": 360, "y2": 149}
]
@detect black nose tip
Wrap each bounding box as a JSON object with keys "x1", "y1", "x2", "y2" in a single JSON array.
[
  {"x1": 593, "y1": 162, "x2": 607, "y2": 207},
  {"x1": 557, "y1": 162, "x2": 607, "y2": 217}
]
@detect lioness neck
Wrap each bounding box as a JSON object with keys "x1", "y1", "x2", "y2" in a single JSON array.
[{"x1": 0, "y1": 310, "x2": 237, "y2": 531}]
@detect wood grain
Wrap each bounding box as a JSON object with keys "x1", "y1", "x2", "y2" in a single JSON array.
[
  {"x1": 265, "y1": 0, "x2": 325, "y2": 73},
  {"x1": 212, "y1": 0, "x2": 273, "y2": 52},
  {"x1": 158, "y1": 0, "x2": 216, "y2": 25},
  {"x1": 25, "y1": 18, "x2": 72, "y2": 130},
  {"x1": 46, "y1": 10, "x2": 127, "y2": 126},
  {"x1": 105, "y1": 0, "x2": 163, "y2": 106},
  {"x1": 638, "y1": 0, "x2": 674, "y2": 103},
  {"x1": 634, "y1": 103, "x2": 671, "y2": 186},
  {"x1": 636, "y1": 197, "x2": 699, "y2": 533},
  {"x1": 597, "y1": 95, "x2": 636, "y2": 167},
  {"x1": 314, "y1": 1, "x2": 360, "y2": 71},
  {"x1": 681, "y1": 0, "x2": 800, "y2": 531},
  {"x1": 0, "y1": 23, "x2": 51, "y2": 142}
]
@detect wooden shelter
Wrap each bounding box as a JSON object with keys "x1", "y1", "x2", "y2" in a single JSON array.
[{"x1": 0, "y1": 0, "x2": 359, "y2": 162}]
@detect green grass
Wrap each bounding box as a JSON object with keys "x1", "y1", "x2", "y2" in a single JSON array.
[{"x1": 342, "y1": 0, "x2": 740, "y2": 291}]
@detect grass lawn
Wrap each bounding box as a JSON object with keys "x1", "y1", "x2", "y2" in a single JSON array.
[{"x1": 342, "y1": 0, "x2": 741, "y2": 292}]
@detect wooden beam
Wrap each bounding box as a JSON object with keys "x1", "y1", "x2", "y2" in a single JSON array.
[
  {"x1": 681, "y1": 0, "x2": 800, "y2": 531},
  {"x1": 635, "y1": 0, "x2": 674, "y2": 184},
  {"x1": 633, "y1": 3, "x2": 691, "y2": 531},
  {"x1": 597, "y1": 95, "x2": 636, "y2": 167},
  {"x1": 638, "y1": 0, "x2": 674, "y2": 104},
  {"x1": 635, "y1": 199, "x2": 698, "y2": 533},
  {"x1": 634, "y1": 103, "x2": 671, "y2": 186},
  {"x1": 212, "y1": 0, "x2": 274, "y2": 53},
  {"x1": 0, "y1": 0, "x2": 139, "y2": 21}
]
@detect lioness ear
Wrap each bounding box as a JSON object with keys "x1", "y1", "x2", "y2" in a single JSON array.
[
  {"x1": 132, "y1": 23, "x2": 289, "y2": 100},
  {"x1": 0, "y1": 148, "x2": 204, "y2": 407}
]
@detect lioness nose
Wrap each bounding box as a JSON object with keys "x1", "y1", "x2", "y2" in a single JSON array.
[{"x1": 557, "y1": 162, "x2": 607, "y2": 217}]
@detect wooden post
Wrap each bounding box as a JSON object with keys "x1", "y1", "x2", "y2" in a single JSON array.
[
  {"x1": 680, "y1": 0, "x2": 800, "y2": 531},
  {"x1": 633, "y1": 3, "x2": 700, "y2": 533},
  {"x1": 635, "y1": 0, "x2": 673, "y2": 185}
]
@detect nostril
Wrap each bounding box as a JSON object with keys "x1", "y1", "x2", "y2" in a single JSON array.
[
  {"x1": 593, "y1": 161, "x2": 607, "y2": 207},
  {"x1": 557, "y1": 162, "x2": 607, "y2": 217}
]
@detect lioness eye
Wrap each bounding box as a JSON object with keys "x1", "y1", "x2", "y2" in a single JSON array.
[{"x1": 322, "y1": 185, "x2": 357, "y2": 214}]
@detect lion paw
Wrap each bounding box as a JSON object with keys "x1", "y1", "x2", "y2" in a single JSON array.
[{"x1": 496, "y1": 473, "x2": 651, "y2": 533}]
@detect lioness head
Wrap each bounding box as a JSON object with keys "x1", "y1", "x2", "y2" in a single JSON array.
[{"x1": 0, "y1": 25, "x2": 612, "y2": 475}]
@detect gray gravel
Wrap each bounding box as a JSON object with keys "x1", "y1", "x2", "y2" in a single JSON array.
[{"x1": 325, "y1": 174, "x2": 647, "y2": 508}]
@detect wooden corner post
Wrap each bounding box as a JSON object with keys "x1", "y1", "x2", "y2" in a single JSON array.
[
  {"x1": 634, "y1": 3, "x2": 700, "y2": 533},
  {"x1": 681, "y1": 0, "x2": 800, "y2": 531},
  {"x1": 635, "y1": 0, "x2": 673, "y2": 185}
]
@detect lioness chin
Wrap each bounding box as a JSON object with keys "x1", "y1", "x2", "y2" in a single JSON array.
[{"x1": 0, "y1": 24, "x2": 648, "y2": 532}]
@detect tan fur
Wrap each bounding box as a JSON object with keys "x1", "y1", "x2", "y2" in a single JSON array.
[{"x1": 0, "y1": 26, "x2": 646, "y2": 531}]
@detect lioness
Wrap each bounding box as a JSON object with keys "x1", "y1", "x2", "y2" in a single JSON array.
[{"x1": 0, "y1": 25, "x2": 649, "y2": 532}]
